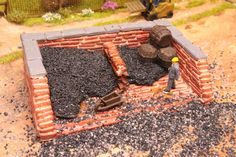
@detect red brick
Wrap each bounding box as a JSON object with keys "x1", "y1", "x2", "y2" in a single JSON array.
[
  {"x1": 39, "y1": 131, "x2": 57, "y2": 141},
  {"x1": 33, "y1": 99, "x2": 51, "y2": 108},
  {"x1": 81, "y1": 38, "x2": 100, "y2": 44},
  {"x1": 53, "y1": 38, "x2": 65, "y2": 42},
  {"x1": 36, "y1": 110, "x2": 54, "y2": 119},
  {"x1": 99, "y1": 33, "x2": 117, "y2": 39},
  {"x1": 190, "y1": 83, "x2": 201, "y2": 96},
  {"x1": 118, "y1": 30, "x2": 146, "y2": 36},
  {"x1": 90, "y1": 45, "x2": 104, "y2": 50},
  {"x1": 32, "y1": 83, "x2": 49, "y2": 90},
  {"x1": 113, "y1": 37, "x2": 124, "y2": 42},
  {"x1": 136, "y1": 34, "x2": 149, "y2": 39},
  {"x1": 127, "y1": 38, "x2": 138, "y2": 42},
  {"x1": 38, "y1": 126, "x2": 56, "y2": 133},
  {"x1": 64, "y1": 37, "x2": 84, "y2": 41},
  {"x1": 84, "y1": 36, "x2": 99, "y2": 40},
  {"x1": 37, "y1": 115, "x2": 54, "y2": 123},
  {"x1": 197, "y1": 64, "x2": 209, "y2": 71},
  {"x1": 79, "y1": 43, "x2": 97, "y2": 48},
  {"x1": 34, "y1": 95, "x2": 50, "y2": 102},
  {"x1": 38, "y1": 120, "x2": 54, "y2": 129},
  {"x1": 123, "y1": 35, "x2": 136, "y2": 39},
  {"x1": 200, "y1": 77, "x2": 211, "y2": 84},
  {"x1": 35, "y1": 106, "x2": 53, "y2": 114},
  {"x1": 100, "y1": 38, "x2": 113, "y2": 42},
  {"x1": 60, "y1": 40, "x2": 81, "y2": 45},
  {"x1": 60, "y1": 45, "x2": 77, "y2": 48},
  {"x1": 199, "y1": 73, "x2": 211, "y2": 79},
  {"x1": 202, "y1": 91, "x2": 213, "y2": 98},
  {"x1": 113, "y1": 41, "x2": 126, "y2": 45},
  {"x1": 39, "y1": 42, "x2": 61, "y2": 47},
  {"x1": 196, "y1": 59, "x2": 208, "y2": 66},
  {"x1": 33, "y1": 89, "x2": 50, "y2": 97},
  {"x1": 31, "y1": 77, "x2": 48, "y2": 84}
]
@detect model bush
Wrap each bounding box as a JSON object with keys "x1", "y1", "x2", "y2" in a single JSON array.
[
  {"x1": 7, "y1": 10, "x2": 27, "y2": 24},
  {"x1": 58, "y1": 7, "x2": 73, "y2": 18}
]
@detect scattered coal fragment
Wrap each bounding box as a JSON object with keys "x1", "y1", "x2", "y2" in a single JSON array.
[
  {"x1": 40, "y1": 47, "x2": 118, "y2": 118},
  {"x1": 119, "y1": 46, "x2": 167, "y2": 85},
  {"x1": 39, "y1": 101, "x2": 236, "y2": 156}
]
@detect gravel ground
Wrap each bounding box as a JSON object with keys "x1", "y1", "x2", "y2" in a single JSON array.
[
  {"x1": 39, "y1": 100, "x2": 236, "y2": 157},
  {"x1": 40, "y1": 47, "x2": 118, "y2": 118},
  {"x1": 119, "y1": 46, "x2": 167, "y2": 85}
]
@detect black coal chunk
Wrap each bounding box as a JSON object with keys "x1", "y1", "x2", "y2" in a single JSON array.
[
  {"x1": 39, "y1": 101, "x2": 236, "y2": 157},
  {"x1": 119, "y1": 46, "x2": 167, "y2": 85},
  {"x1": 40, "y1": 47, "x2": 118, "y2": 118}
]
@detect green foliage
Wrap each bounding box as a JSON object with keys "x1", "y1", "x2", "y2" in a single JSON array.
[
  {"x1": 58, "y1": 7, "x2": 73, "y2": 18},
  {"x1": 23, "y1": 8, "x2": 125, "y2": 26},
  {"x1": 7, "y1": 9, "x2": 27, "y2": 23},
  {"x1": 0, "y1": 51, "x2": 23, "y2": 64},
  {"x1": 5, "y1": 0, "x2": 127, "y2": 18},
  {"x1": 186, "y1": 0, "x2": 206, "y2": 8},
  {"x1": 0, "y1": 0, "x2": 6, "y2": 13},
  {"x1": 94, "y1": 15, "x2": 140, "y2": 26},
  {"x1": 173, "y1": 2, "x2": 235, "y2": 26},
  {"x1": 7, "y1": 0, "x2": 44, "y2": 16}
]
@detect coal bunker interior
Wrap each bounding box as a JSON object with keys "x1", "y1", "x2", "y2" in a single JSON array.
[
  {"x1": 40, "y1": 47, "x2": 118, "y2": 118},
  {"x1": 119, "y1": 46, "x2": 167, "y2": 85}
]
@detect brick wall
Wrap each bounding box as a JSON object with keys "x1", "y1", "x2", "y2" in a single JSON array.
[
  {"x1": 21, "y1": 19, "x2": 213, "y2": 141},
  {"x1": 24, "y1": 62, "x2": 57, "y2": 141},
  {"x1": 37, "y1": 30, "x2": 149, "y2": 50}
]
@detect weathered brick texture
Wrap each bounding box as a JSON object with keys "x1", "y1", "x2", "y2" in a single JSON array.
[
  {"x1": 21, "y1": 19, "x2": 213, "y2": 141},
  {"x1": 172, "y1": 41, "x2": 213, "y2": 104},
  {"x1": 38, "y1": 30, "x2": 149, "y2": 50},
  {"x1": 24, "y1": 63, "x2": 57, "y2": 141}
]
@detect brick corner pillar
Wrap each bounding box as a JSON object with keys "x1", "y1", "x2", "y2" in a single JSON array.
[
  {"x1": 193, "y1": 59, "x2": 213, "y2": 104},
  {"x1": 24, "y1": 64, "x2": 57, "y2": 141}
]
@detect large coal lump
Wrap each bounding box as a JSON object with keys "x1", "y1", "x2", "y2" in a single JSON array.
[
  {"x1": 40, "y1": 47, "x2": 118, "y2": 118},
  {"x1": 119, "y1": 46, "x2": 167, "y2": 85}
]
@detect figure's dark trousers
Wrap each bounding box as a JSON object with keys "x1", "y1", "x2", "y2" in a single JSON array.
[{"x1": 165, "y1": 78, "x2": 175, "y2": 92}]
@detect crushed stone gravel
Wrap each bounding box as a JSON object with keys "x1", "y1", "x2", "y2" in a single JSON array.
[{"x1": 39, "y1": 100, "x2": 236, "y2": 157}]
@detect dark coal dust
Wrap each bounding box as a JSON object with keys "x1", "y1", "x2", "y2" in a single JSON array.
[
  {"x1": 40, "y1": 47, "x2": 118, "y2": 118},
  {"x1": 39, "y1": 101, "x2": 236, "y2": 157},
  {"x1": 119, "y1": 46, "x2": 167, "y2": 85}
]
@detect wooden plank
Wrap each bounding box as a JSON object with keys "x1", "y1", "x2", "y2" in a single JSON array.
[{"x1": 125, "y1": 0, "x2": 146, "y2": 13}]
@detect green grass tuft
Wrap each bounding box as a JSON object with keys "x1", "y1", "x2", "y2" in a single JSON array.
[
  {"x1": 23, "y1": 8, "x2": 125, "y2": 26},
  {"x1": 0, "y1": 51, "x2": 23, "y2": 64},
  {"x1": 93, "y1": 15, "x2": 140, "y2": 26},
  {"x1": 186, "y1": 0, "x2": 206, "y2": 8},
  {"x1": 173, "y1": 2, "x2": 235, "y2": 26}
]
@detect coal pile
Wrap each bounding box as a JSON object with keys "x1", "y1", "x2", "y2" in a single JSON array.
[
  {"x1": 40, "y1": 47, "x2": 118, "y2": 118},
  {"x1": 119, "y1": 46, "x2": 167, "y2": 85},
  {"x1": 39, "y1": 101, "x2": 236, "y2": 157}
]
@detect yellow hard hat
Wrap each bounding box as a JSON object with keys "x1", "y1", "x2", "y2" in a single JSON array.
[{"x1": 171, "y1": 57, "x2": 179, "y2": 62}]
